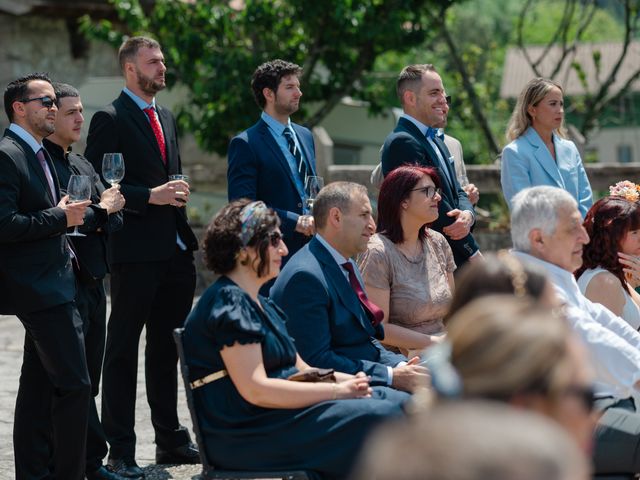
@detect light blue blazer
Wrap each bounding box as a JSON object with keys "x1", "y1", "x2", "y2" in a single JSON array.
[{"x1": 501, "y1": 127, "x2": 593, "y2": 217}]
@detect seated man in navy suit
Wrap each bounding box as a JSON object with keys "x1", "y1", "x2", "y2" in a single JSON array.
[
  {"x1": 271, "y1": 182, "x2": 429, "y2": 393},
  {"x1": 228, "y1": 59, "x2": 316, "y2": 263}
]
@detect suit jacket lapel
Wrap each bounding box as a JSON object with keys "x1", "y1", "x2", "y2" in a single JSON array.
[
  {"x1": 119, "y1": 92, "x2": 166, "y2": 168},
  {"x1": 524, "y1": 127, "x2": 564, "y2": 186},
  {"x1": 310, "y1": 238, "x2": 375, "y2": 335},
  {"x1": 258, "y1": 120, "x2": 303, "y2": 197},
  {"x1": 156, "y1": 106, "x2": 175, "y2": 171}
]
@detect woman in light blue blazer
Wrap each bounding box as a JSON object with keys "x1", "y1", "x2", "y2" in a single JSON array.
[{"x1": 501, "y1": 78, "x2": 593, "y2": 217}]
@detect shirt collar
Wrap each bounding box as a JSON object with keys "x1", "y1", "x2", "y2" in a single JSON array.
[
  {"x1": 261, "y1": 111, "x2": 291, "y2": 136},
  {"x1": 42, "y1": 138, "x2": 69, "y2": 163},
  {"x1": 9, "y1": 123, "x2": 42, "y2": 154},
  {"x1": 315, "y1": 233, "x2": 351, "y2": 267},
  {"x1": 123, "y1": 87, "x2": 156, "y2": 110},
  {"x1": 400, "y1": 113, "x2": 433, "y2": 137},
  {"x1": 511, "y1": 250, "x2": 580, "y2": 293}
]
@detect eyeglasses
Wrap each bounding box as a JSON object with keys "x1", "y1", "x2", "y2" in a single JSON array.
[
  {"x1": 268, "y1": 231, "x2": 284, "y2": 248},
  {"x1": 19, "y1": 96, "x2": 57, "y2": 109},
  {"x1": 564, "y1": 384, "x2": 596, "y2": 413},
  {"x1": 410, "y1": 186, "x2": 441, "y2": 199}
]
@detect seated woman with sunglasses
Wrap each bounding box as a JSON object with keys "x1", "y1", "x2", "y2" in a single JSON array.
[
  {"x1": 182, "y1": 200, "x2": 404, "y2": 479},
  {"x1": 358, "y1": 165, "x2": 454, "y2": 356}
]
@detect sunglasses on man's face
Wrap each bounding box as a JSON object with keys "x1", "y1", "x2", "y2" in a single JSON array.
[
  {"x1": 20, "y1": 96, "x2": 57, "y2": 109},
  {"x1": 268, "y1": 231, "x2": 283, "y2": 248}
]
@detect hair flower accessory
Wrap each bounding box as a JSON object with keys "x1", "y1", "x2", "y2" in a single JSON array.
[{"x1": 609, "y1": 180, "x2": 640, "y2": 202}]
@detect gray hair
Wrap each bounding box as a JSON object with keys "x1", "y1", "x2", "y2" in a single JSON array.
[
  {"x1": 313, "y1": 181, "x2": 368, "y2": 230},
  {"x1": 511, "y1": 186, "x2": 577, "y2": 252}
]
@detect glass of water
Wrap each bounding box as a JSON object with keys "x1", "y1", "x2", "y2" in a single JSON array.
[
  {"x1": 67, "y1": 175, "x2": 91, "y2": 237},
  {"x1": 102, "y1": 153, "x2": 125, "y2": 187}
]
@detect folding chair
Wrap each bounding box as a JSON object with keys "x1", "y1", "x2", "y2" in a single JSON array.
[{"x1": 173, "y1": 328, "x2": 311, "y2": 480}]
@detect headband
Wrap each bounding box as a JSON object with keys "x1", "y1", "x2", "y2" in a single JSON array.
[{"x1": 239, "y1": 201, "x2": 268, "y2": 246}]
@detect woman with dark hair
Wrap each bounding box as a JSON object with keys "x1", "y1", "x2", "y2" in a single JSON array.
[
  {"x1": 358, "y1": 165, "x2": 454, "y2": 355},
  {"x1": 576, "y1": 196, "x2": 640, "y2": 329},
  {"x1": 182, "y1": 199, "x2": 403, "y2": 479}
]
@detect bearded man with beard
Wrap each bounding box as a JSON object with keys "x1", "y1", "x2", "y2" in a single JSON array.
[{"x1": 85, "y1": 36, "x2": 199, "y2": 478}]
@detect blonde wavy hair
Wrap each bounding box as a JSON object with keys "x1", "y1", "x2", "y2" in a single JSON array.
[{"x1": 505, "y1": 77, "x2": 567, "y2": 142}]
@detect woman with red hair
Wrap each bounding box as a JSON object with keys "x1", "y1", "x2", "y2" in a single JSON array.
[
  {"x1": 357, "y1": 165, "x2": 454, "y2": 356},
  {"x1": 576, "y1": 196, "x2": 640, "y2": 329}
]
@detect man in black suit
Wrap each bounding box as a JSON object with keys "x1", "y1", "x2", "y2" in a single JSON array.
[
  {"x1": 85, "y1": 37, "x2": 199, "y2": 477},
  {"x1": 381, "y1": 64, "x2": 481, "y2": 267},
  {"x1": 45, "y1": 83, "x2": 127, "y2": 480},
  {"x1": 0, "y1": 73, "x2": 91, "y2": 479},
  {"x1": 227, "y1": 59, "x2": 317, "y2": 263}
]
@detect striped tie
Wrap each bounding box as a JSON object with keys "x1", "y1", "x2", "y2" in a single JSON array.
[{"x1": 283, "y1": 127, "x2": 308, "y2": 186}]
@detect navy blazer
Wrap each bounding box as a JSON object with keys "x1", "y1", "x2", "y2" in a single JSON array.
[
  {"x1": 0, "y1": 129, "x2": 75, "y2": 314},
  {"x1": 227, "y1": 119, "x2": 316, "y2": 260},
  {"x1": 381, "y1": 117, "x2": 479, "y2": 266},
  {"x1": 270, "y1": 236, "x2": 407, "y2": 386}
]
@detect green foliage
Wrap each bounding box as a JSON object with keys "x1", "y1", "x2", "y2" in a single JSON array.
[{"x1": 82, "y1": 0, "x2": 441, "y2": 155}]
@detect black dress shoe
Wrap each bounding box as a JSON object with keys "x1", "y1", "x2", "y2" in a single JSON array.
[
  {"x1": 86, "y1": 465, "x2": 130, "y2": 480},
  {"x1": 106, "y1": 458, "x2": 145, "y2": 479},
  {"x1": 155, "y1": 442, "x2": 200, "y2": 464}
]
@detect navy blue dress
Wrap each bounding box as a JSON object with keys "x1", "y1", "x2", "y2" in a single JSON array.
[{"x1": 183, "y1": 276, "x2": 404, "y2": 479}]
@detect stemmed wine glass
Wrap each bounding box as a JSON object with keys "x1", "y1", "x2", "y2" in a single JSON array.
[
  {"x1": 304, "y1": 176, "x2": 324, "y2": 211},
  {"x1": 67, "y1": 175, "x2": 91, "y2": 237},
  {"x1": 102, "y1": 153, "x2": 125, "y2": 187}
]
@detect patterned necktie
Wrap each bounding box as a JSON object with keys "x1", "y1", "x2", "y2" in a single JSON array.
[
  {"x1": 36, "y1": 148, "x2": 57, "y2": 202},
  {"x1": 283, "y1": 127, "x2": 309, "y2": 186},
  {"x1": 425, "y1": 127, "x2": 437, "y2": 140},
  {"x1": 143, "y1": 106, "x2": 167, "y2": 164},
  {"x1": 342, "y1": 261, "x2": 384, "y2": 328}
]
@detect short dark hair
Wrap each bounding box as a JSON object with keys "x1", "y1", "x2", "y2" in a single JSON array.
[
  {"x1": 396, "y1": 64, "x2": 436, "y2": 104},
  {"x1": 377, "y1": 165, "x2": 441, "y2": 244},
  {"x1": 118, "y1": 36, "x2": 161, "y2": 71},
  {"x1": 53, "y1": 82, "x2": 80, "y2": 101},
  {"x1": 203, "y1": 199, "x2": 280, "y2": 277},
  {"x1": 251, "y1": 59, "x2": 302, "y2": 109},
  {"x1": 3, "y1": 72, "x2": 52, "y2": 122},
  {"x1": 313, "y1": 182, "x2": 368, "y2": 230}
]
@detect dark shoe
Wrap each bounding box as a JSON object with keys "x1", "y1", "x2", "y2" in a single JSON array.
[
  {"x1": 106, "y1": 458, "x2": 144, "y2": 479},
  {"x1": 155, "y1": 442, "x2": 200, "y2": 464},
  {"x1": 86, "y1": 465, "x2": 130, "y2": 480}
]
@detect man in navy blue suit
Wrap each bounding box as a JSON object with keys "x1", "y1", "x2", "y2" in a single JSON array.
[
  {"x1": 381, "y1": 64, "x2": 481, "y2": 267},
  {"x1": 227, "y1": 59, "x2": 316, "y2": 262},
  {"x1": 271, "y1": 182, "x2": 428, "y2": 393}
]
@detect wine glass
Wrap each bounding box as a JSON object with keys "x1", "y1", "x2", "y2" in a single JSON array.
[
  {"x1": 102, "y1": 153, "x2": 125, "y2": 187},
  {"x1": 304, "y1": 176, "x2": 324, "y2": 211},
  {"x1": 67, "y1": 175, "x2": 91, "y2": 237}
]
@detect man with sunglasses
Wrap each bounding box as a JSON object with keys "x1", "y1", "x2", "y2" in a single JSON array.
[
  {"x1": 511, "y1": 185, "x2": 640, "y2": 475},
  {"x1": 0, "y1": 73, "x2": 91, "y2": 479},
  {"x1": 380, "y1": 64, "x2": 481, "y2": 268}
]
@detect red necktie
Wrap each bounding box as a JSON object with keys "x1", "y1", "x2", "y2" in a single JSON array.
[
  {"x1": 143, "y1": 106, "x2": 167, "y2": 164},
  {"x1": 342, "y1": 261, "x2": 384, "y2": 327}
]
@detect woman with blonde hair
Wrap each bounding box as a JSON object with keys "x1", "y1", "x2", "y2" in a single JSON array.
[{"x1": 501, "y1": 77, "x2": 592, "y2": 217}]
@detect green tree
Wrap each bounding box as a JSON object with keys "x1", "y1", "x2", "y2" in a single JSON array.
[{"x1": 82, "y1": 0, "x2": 446, "y2": 155}]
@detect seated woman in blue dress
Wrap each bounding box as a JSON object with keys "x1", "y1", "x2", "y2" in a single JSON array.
[{"x1": 183, "y1": 199, "x2": 406, "y2": 479}]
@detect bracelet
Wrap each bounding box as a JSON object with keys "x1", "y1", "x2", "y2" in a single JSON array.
[{"x1": 332, "y1": 383, "x2": 337, "y2": 400}]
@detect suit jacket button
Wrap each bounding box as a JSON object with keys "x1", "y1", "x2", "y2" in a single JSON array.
[{"x1": 297, "y1": 202, "x2": 302, "y2": 208}]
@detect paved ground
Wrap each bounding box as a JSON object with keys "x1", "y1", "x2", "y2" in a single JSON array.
[{"x1": 0, "y1": 311, "x2": 202, "y2": 479}]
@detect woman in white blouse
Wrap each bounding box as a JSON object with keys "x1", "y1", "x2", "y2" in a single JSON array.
[{"x1": 576, "y1": 196, "x2": 640, "y2": 329}]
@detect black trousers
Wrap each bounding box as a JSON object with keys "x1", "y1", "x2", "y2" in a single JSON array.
[
  {"x1": 14, "y1": 302, "x2": 91, "y2": 480},
  {"x1": 102, "y1": 249, "x2": 196, "y2": 459},
  {"x1": 75, "y1": 279, "x2": 109, "y2": 472},
  {"x1": 593, "y1": 396, "x2": 640, "y2": 474}
]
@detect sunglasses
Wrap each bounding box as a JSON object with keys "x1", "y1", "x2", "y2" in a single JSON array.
[
  {"x1": 268, "y1": 231, "x2": 283, "y2": 248},
  {"x1": 20, "y1": 96, "x2": 57, "y2": 109},
  {"x1": 445, "y1": 95, "x2": 452, "y2": 106},
  {"x1": 410, "y1": 186, "x2": 442, "y2": 199},
  {"x1": 564, "y1": 385, "x2": 596, "y2": 412}
]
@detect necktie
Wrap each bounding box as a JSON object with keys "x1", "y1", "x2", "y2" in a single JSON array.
[
  {"x1": 143, "y1": 106, "x2": 167, "y2": 164},
  {"x1": 283, "y1": 127, "x2": 309, "y2": 186},
  {"x1": 342, "y1": 261, "x2": 384, "y2": 328},
  {"x1": 425, "y1": 127, "x2": 437, "y2": 140},
  {"x1": 36, "y1": 148, "x2": 57, "y2": 202}
]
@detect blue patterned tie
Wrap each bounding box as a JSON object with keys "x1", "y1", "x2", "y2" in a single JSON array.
[{"x1": 283, "y1": 127, "x2": 309, "y2": 186}]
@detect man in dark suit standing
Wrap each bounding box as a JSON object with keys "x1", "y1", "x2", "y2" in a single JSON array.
[
  {"x1": 45, "y1": 83, "x2": 127, "y2": 480},
  {"x1": 85, "y1": 37, "x2": 199, "y2": 478},
  {"x1": 0, "y1": 73, "x2": 91, "y2": 479},
  {"x1": 227, "y1": 59, "x2": 316, "y2": 262},
  {"x1": 271, "y1": 182, "x2": 428, "y2": 394},
  {"x1": 381, "y1": 64, "x2": 481, "y2": 267}
]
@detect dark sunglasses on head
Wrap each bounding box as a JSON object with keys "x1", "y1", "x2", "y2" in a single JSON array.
[
  {"x1": 268, "y1": 231, "x2": 283, "y2": 248},
  {"x1": 564, "y1": 384, "x2": 596, "y2": 413},
  {"x1": 410, "y1": 186, "x2": 441, "y2": 199},
  {"x1": 20, "y1": 96, "x2": 57, "y2": 109}
]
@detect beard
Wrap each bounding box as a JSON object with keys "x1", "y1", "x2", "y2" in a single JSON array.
[{"x1": 136, "y1": 68, "x2": 166, "y2": 95}]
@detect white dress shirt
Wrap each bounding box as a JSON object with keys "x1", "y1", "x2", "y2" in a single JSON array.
[{"x1": 513, "y1": 251, "x2": 640, "y2": 399}]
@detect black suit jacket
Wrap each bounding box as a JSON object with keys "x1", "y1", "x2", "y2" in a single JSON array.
[
  {"x1": 84, "y1": 92, "x2": 198, "y2": 264},
  {"x1": 45, "y1": 139, "x2": 123, "y2": 283},
  {"x1": 0, "y1": 129, "x2": 75, "y2": 314},
  {"x1": 381, "y1": 117, "x2": 479, "y2": 266},
  {"x1": 227, "y1": 119, "x2": 317, "y2": 260}
]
